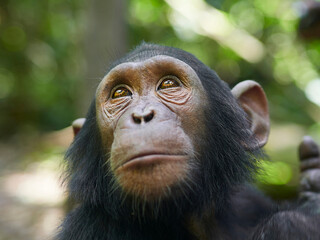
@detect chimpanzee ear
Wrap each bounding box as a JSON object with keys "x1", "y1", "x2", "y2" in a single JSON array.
[
  {"x1": 72, "y1": 118, "x2": 86, "y2": 137},
  {"x1": 231, "y1": 80, "x2": 270, "y2": 148}
]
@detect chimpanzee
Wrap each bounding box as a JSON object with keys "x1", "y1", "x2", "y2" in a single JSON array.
[{"x1": 56, "y1": 43, "x2": 320, "y2": 240}]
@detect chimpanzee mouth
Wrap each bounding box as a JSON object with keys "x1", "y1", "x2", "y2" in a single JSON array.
[{"x1": 118, "y1": 152, "x2": 188, "y2": 171}]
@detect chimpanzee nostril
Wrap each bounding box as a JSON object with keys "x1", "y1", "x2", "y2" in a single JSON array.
[
  {"x1": 132, "y1": 115, "x2": 142, "y2": 124},
  {"x1": 132, "y1": 109, "x2": 155, "y2": 124},
  {"x1": 143, "y1": 110, "x2": 154, "y2": 123}
]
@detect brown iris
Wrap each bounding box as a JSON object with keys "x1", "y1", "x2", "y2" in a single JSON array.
[
  {"x1": 112, "y1": 87, "x2": 132, "y2": 99},
  {"x1": 158, "y1": 76, "x2": 180, "y2": 90}
]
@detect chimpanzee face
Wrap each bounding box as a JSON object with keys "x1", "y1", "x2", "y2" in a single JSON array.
[{"x1": 95, "y1": 55, "x2": 207, "y2": 200}]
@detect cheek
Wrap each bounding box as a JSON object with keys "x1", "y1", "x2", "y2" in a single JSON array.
[
  {"x1": 169, "y1": 93, "x2": 207, "y2": 151},
  {"x1": 96, "y1": 100, "x2": 133, "y2": 151},
  {"x1": 96, "y1": 113, "x2": 115, "y2": 154}
]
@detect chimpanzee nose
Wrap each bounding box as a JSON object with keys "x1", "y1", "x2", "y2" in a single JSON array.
[{"x1": 132, "y1": 109, "x2": 155, "y2": 124}]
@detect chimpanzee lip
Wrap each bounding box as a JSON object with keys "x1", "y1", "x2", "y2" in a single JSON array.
[{"x1": 118, "y1": 152, "x2": 187, "y2": 171}]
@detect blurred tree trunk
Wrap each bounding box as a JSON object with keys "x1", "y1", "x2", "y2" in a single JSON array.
[{"x1": 81, "y1": 0, "x2": 128, "y2": 115}]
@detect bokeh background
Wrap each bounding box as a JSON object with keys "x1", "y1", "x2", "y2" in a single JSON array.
[{"x1": 0, "y1": 0, "x2": 320, "y2": 239}]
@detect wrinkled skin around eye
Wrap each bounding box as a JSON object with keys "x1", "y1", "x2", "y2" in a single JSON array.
[
  {"x1": 103, "y1": 97, "x2": 132, "y2": 123},
  {"x1": 157, "y1": 87, "x2": 192, "y2": 105}
]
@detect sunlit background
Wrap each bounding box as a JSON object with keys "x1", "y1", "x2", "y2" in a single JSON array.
[{"x1": 0, "y1": 0, "x2": 320, "y2": 239}]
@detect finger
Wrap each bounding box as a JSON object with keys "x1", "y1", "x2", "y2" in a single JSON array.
[{"x1": 299, "y1": 136, "x2": 320, "y2": 161}]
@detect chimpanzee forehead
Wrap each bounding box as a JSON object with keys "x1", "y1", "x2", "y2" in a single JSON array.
[{"x1": 108, "y1": 55, "x2": 197, "y2": 75}]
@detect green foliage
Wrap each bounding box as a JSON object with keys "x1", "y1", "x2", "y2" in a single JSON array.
[
  {"x1": 0, "y1": 0, "x2": 84, "y2": 135},
  {"x1": 1, "y1": 0, "x2": 320, "y2": 197},
  {"x1": 257, "y1": 160, "x2": 293, "y2": 185}
]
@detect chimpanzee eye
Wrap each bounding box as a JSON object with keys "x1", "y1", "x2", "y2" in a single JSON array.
[
  {"x1": 112, "y1": 87, "x2": 132, "y2": 99},
  {"x1": 158, "y1": 76, "x2": 181, "y2": 90}
]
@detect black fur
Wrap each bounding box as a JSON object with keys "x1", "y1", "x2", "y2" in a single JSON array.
[{"x1": 56, "y1": 43, "x2": 320, "y2": 240}]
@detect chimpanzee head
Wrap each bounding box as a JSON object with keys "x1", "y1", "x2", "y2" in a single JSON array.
[{"x1": 66, "y1": 43, "x2": 269, "y2": 219}]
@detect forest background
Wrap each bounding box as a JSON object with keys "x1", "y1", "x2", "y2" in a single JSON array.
[{"x1": 0, "y1": 0, "x2": 320, "y2": 239}]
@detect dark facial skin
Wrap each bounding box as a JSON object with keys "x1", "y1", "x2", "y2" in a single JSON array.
[{"x1": 95, "y1": 55, "x2": 207, "y2": 200}]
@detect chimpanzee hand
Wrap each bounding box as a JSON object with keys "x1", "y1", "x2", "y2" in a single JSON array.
[
  {"x1": 299, "y1": 136, "x2": 320, "y2": 192},
  {"x1": 298, "y1": 136, "x2": 320, "y2": 213}
]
